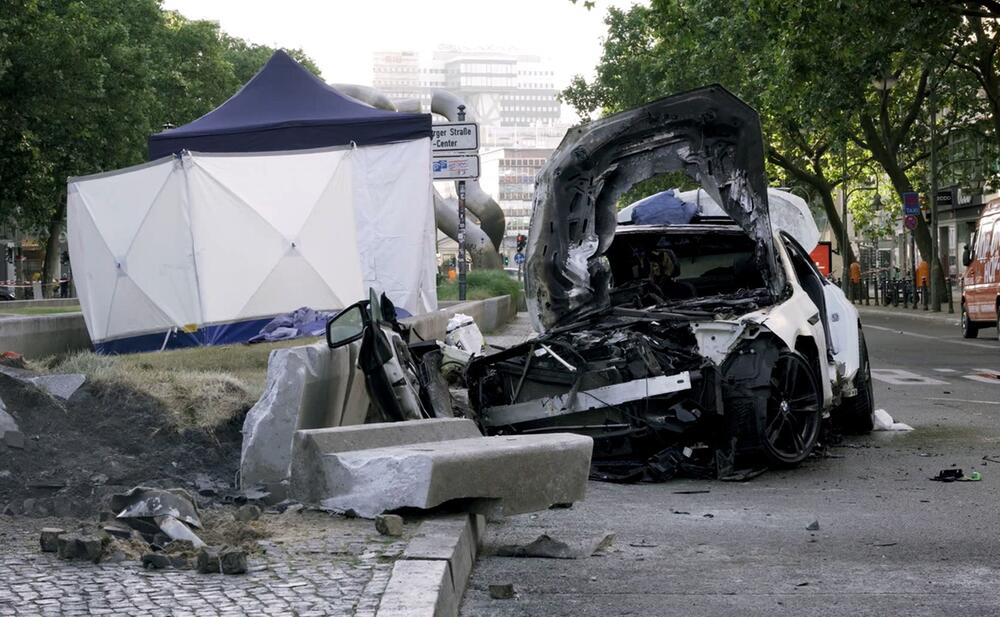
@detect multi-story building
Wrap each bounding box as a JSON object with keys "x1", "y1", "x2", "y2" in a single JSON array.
[
  {"x1": 479, "y1": 147, "x2": 552, "y2": 265},
  {"x1": 372, "y1": 47, "x2": 567, "y2": 148},
  {"x1": 375, "y1": 48, "x2": 570, "y2": 272}
]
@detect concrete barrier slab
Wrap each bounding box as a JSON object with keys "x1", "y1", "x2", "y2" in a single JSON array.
[
  {"x1": 297, "y1": 432, "x2": 592, "y2": 519},
  {"x1": 290, "y1": 419, "x2": 482, "y2": 504}
]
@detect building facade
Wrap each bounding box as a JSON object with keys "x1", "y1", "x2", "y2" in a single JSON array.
[
  {"x1": 372, "y1": 47, "x2": 567, "y2": 148},
  {"x1": 479, "y1": 147, "x2": 552, "y2": 265}
]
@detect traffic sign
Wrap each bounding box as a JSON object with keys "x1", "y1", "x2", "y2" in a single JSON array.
[
  {"x1": 432, "y1": 155, "x2": 480, "y2": 180},
  {"x1": 902, "y1": 191, "x2": 920, "y2": 216},
  {"x1": 514, "y1": 252, "x2": 525, "y2": 265},
  {"x1": 431, "y1": 122, "x2": 479, "y2": 152},
  {"x1": 904, "y1": 214, "x2": 918, "y2": 230}
]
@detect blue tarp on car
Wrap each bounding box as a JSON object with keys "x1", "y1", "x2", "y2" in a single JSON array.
[{"x1": 148, "y1": 50, "x2": 431, "y2": 159}]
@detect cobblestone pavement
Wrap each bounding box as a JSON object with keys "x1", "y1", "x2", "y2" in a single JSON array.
[{"x1": 0, "y1": 509, "x2": 409, "y2": 616}]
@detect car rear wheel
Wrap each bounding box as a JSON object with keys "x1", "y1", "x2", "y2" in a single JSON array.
[
  {"x1": 836, "y1": 331, "x2": 874, "y2": 434},
  {"x1": 961, "y1": 303, "x2": 979, "y2": 339},
  {"x1": 759, "y1": 350, "x2": 822, "y2": 466}
]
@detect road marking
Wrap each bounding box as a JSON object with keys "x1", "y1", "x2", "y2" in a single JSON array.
[
  {"x1": 927, "y1": 397, "x2": 1000, "y2": 405},
  {"x1": 933, "y1": 368, "x2": 958, "y2": 373},
  {"x1": 863, "y1": 323, "x2": 997, "y2": 350},
  {"x1": 965, "y1": 369, "x2": 1000, "y2": 384},
  {"x1": 870, "y1": 368, "x2": 950, "y2": 386}
]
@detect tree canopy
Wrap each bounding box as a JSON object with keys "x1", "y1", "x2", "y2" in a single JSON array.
[
  {"x1": 0, "y1": 0, "x2": 319, "y2": 284},
  {"x1": 563, "y1": 0, "x2": 991, "y2": 284}
]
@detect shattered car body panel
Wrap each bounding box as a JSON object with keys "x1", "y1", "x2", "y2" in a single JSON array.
[
  {"x1": 468, "y1": 86, "x2": 870, "y2": 479},
  {"x1": 525, "y1": 85, "x2": 784, "y2": 333}
]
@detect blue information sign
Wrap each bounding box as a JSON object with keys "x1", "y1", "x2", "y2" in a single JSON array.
[{"x1": 902, "y1": 191, "x2": 920, "y2": 216}]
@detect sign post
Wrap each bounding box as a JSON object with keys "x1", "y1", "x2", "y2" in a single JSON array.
[
  {"x1": 431, "y1": 112, "x2": 480, "y2": 302},
  {"x1": 456, "y1": 106, "x2": 468, "y2": 301}
]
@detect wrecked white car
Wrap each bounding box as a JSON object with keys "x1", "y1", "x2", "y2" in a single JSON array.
[{"x1": 466, "y1": 86, "x2": 873, "y2": 481}]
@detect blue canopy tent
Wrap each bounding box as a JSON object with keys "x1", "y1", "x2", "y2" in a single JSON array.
[{"x1": 148, "y1": 50, "x2": 431, "y2": 157}]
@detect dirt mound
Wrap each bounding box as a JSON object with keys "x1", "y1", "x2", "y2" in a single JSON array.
[{"x1": 0, "y1": 373, "x2": 245, "y2": 518}]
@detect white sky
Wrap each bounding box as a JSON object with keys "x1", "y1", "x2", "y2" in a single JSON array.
[{"x1": 161, "y1": 0, "x2": 640, "y2": 116}]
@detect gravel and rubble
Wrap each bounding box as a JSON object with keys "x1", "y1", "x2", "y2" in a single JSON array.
[
  {"x1": 0, "y1": 507, "x2": 413, "y2": 616},
  {"x1": 0, "y1": 371, "x2": 243, "y2": 518}
]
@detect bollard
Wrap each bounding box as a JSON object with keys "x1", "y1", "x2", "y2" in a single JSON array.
[{"x1": 922, "y1": 284, "x2": 929, "y2": 310}]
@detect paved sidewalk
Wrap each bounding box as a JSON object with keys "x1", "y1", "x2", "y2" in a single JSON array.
[
  {"x1": 0, "y1": 509, "x2": 409, "y2": 616},
  {"x1": 855, "y1": 302, "x2": 961, "y2": 326}
]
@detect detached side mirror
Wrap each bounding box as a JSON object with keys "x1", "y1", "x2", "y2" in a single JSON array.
[
  {"x1": 326, "y1": 303, "x2": 367, "y2": 349},
  {"x1": 962, "y1": 245, "x2": 973, "y2": 267}
]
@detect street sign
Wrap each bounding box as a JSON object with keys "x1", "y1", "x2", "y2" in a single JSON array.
[
  {"x1": 431, "y1": 122, "x2": 479, "y2": 152},
  {"x1": 432, "y1": 154, "x2": 480, "y2": 180},
  {"x1": 902, "y1": 191, "x2": 920, "y2": 216},
  {"x1": 514, "y1": 252, "x2": 525, "y2": 265},
  {"x1": 936, "y1": 188, "x2": 954, "y2": 208},
  {"x1": 904, "y1": 214, "x2": 918, "y2": 230}
]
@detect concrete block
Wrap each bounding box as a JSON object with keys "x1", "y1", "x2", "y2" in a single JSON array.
[
  {"x1": 404, "y1": 515, "x2": 478, "y2": 601},
  {"x1": 0, "y1": 313, "x2": 91, "y2": 359},
  {"x1": 290, "y1": 419, "x2": 482, "y2": 504},
  {"x1": 376, "y1": 559, "x2": 453, "y2": 617},
  {"x1": 26, "y1": 373, "x2": 85, "y2": 400},
  {"x1": 39, "y1": 528, "x2": 64, "y2": 552},
  {"x1": 375, "y1": 514, "x2": 404, "y2": 537},
  {"x1": 299, "y1": 432, "x2": 592, "y2": 519},
  {"x1": 240, "y1": 340, "x2": 369, "y2": 490},
  {"x1": 0, "y1": 398, "x2": 22, "y2": 449}
]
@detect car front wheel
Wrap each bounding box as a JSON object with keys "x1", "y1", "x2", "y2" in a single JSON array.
[
  {"x1": 759, "y1": 350, "x2": 822, "y2": 466},
  {"x1": 961, "y1": 303, "x2": 979, "y2": 339}
]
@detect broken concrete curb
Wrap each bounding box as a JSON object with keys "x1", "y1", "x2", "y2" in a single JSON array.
[{"x1": 376, "y1": 513, "x2": 483, "y2": 617}]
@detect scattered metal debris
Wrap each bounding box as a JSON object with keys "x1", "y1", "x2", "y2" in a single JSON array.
[{"x1": 494, "y1": 532, "x2": 615, "y2": 560}]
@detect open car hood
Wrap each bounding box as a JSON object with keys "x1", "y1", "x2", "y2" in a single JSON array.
[{"x1": 524, "y1": 85, "x2": 784, "y2": 332}]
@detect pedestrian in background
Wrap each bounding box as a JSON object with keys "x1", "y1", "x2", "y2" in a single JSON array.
[{"x1": 850, "y1": 260, "x2": 862, "y2": 302}]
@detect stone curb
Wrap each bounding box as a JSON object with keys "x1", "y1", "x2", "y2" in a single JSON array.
[{"x1": 375, "y1": 513, "x2": 485, "y2": 617}]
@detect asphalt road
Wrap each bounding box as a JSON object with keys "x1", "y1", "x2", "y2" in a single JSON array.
[{"x1": 462, "y1": 308, "x2": 1000, "y2": 617}]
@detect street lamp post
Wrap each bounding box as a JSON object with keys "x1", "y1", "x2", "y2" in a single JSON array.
[{"x1": 930, "y1": 87, "x2": 941, "y2": 312}]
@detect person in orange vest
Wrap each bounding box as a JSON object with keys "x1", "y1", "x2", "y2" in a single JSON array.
[
  {"x1": 916, "y1": 260, "x2": 929, "y2": 288},
  {"x1": 849, "y1": 261, "x2": 862, "y2": 302}
]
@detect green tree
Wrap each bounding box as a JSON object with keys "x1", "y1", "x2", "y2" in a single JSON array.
[
  {"x1": 0, "y1": 1, "x2": 321, "y2": 294},
  {"x1": 564, "y1": 0, "x2": 974, "y2": 292}
]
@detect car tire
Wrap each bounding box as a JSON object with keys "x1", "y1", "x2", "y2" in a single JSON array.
[
  {"x1": 836, "y1": 330, "x2": 874, "y2": 434},
  {"x1": 757, "y1": 350, "x2": 822, "y2": 467},
  {"x1": 961, "y1": 303, "x2": 979, "y2": 339}
]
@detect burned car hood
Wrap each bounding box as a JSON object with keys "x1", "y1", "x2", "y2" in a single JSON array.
[{"x1": 524, "y1": 85, "x2": 784, "y2": 332}]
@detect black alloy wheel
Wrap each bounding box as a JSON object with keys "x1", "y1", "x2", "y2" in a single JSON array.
[{"x1": 760, "y1": 350, "x2": 822, "y2": 466}]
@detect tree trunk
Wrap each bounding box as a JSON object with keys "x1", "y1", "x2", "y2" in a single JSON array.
[
  {"x1": 818, "y1": 189, "x2": 857, "y2": 267},
  {"x1": 40, "y1": 194, "x2": 66, "y2": 299},
  {"x1": 859, "y1": 118, "x2": 948, "y2": 302},
  {"x1": 767, "y1": 149, "x2": 856, "y2": 266}
]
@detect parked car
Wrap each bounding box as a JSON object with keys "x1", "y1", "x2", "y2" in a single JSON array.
[
  {"x1": 960, "y1": 200, "x2": 1000, "y2": 338},
  {"x1": 466, "y1": 86, "x2": 873, "y2": 480}
]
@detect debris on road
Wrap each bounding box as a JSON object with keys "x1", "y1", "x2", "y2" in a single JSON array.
[
  {"x1": 375, "y1": 514, "x2": 404, "y2": 537},
  {"x1": 39, "y1": 527, "x2": 64, "y2": 552},
  {"x1": 109, "y1": 486, "x2": 204, "y2": 547},
  {"x1": 494, "y1": 532, "x2": 615, "y2": 559},
  {"x1": 445, "y1": 313, "x2": 485, "y2": 358},
  {"x1": 806, "y1": 520, "x2": 820, "y2": 531},
  {"x1": 931, "y1": 468, "x2": 966, "y2": 482},
  {"x1": 488, "y1": 583, "x2": 517, "y2": 599},
  {"x1": 873, "y1": 409, "x2": 914, "y2": 432},
  {"x1": 196, "y1": 545, "x2": 248, "y2": 575},
  {"x1": 234, "y1": 504, "x2": 261, "y2": 523}
]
